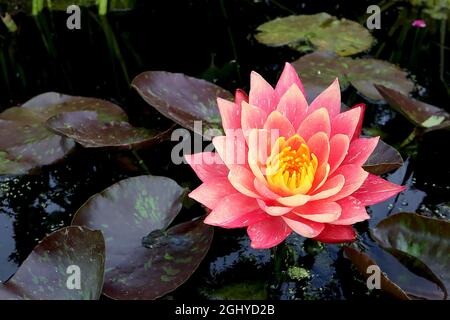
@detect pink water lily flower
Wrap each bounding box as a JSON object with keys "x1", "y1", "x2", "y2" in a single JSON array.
[{"x1": 185, "y1": 63, "x2": 406, "y2": 249}]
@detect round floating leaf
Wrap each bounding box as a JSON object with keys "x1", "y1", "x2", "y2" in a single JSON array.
[
  {"x1": 132, "y1": 71, "x2": 233, "y2": 139},
  {"x1": 46, "y1": 111, "x2": 173, "y2": 149},
  {"x1": 0, "y1": 92, "x2": 128, "y2": 175},
  {"x1": 293, "y1": 51, "x2": 415, "y2": 102},
  {"x1": 375, "y1": 85, "x2": 450, "y2": 131},
  {"x1": 363, "y1": 139, "x2": 404, "y2": 175},
  {"x1": 71, "y1": 175, "x2": 214, "y2": 300},
  {"x1": 348, "y1": 59, "x2": 414, "y2": 101},
  {"x1": 372, "y1": 212, "x2": 450, "y2": 299},
  {"x1": 343, "y1": 246, "x2": 411, "y2": 300},
  {"x1": 0, "y1": 226, "x2": 105, "y2": 300},
  {"x1": 292, "y1": 51, "x2": 350, "y2": 99},
  {"x1": 255, "y1": 13, "x2": 373, "y2": 56}
]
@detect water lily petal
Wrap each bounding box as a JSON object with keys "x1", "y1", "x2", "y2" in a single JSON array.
[
  {"x1": 228, "y1": 165, "x2": 261, "y2": 198},
  {"x1": 331, "y1": 106, "x2": 362, "y2": 141},
  {"x1": 249, "y1": 71, "x2": 275, "y2": 114},
  {"x1": 241, "y1": 101, "x2": 268, "y2": 137},
  {"x1": 308, "y1": 78, "x2": 341, "y2": 118},
  {"x1": 276, "y1": 193, "x2": 311, "y2": 207},
  {"x1": 254, "y1": 178, "x2": 280, "y2": 200},
  {"x1": 313, "y1": 224, "x2": 356, "y2": 243},
  {"x1": 326, "y1": 165, "x2": 369, "y2": 202},
  {"x1": 332, "y1": 196, "x2": 369, "y2": 225},
  {"x1": 185, "y1": 152, "x2": 229, "y2": 182},
  {"x1": 248, "y1": 129, "x2": 275, "y2": 182},
  {"x1": 351, "y1": 103, "x2": 366, "y2": 140},
  {"x1": 351, "y1": 174, "x2": 406, "y2": 206},
  {"x1": 276, "y1": 83, "x2": 308, "y2": 129},
  {"x1": 205, "y1": 194, "x2": 267, "y2": 228},
  {"x1": 297, "y1": 108, "x2": 331, "y2": 141},
  {"x1": 235, "y1": 88, "x2": 248, "y2": 107},
  {"x1": 257, "y1": 199, "x2": 293, "y2": 216},
  {"x1": 282, "y1": 214, "x2": 324, "y2": 237},
  {"x1": 328, "y1": 134, "x2": 350, "y2": 175},
  {"x1": 247, "y1": 217, "x2": 291, "y2": 249},
  {"x1": 264, "y1": 111, "x2": 295, "y2": 138},
  {"x1": 189, "y1": 177, "x2": 237, "y2": 209},
  {"x1": 310, "y1": 174, "x2": 345, "y2": 200},
  {"x1": 217, "y1": 97, "x2": 240, "y2": 131},
  {"x1": 307, "y1": 132, "x2": 330, "y2": 168},
  {"x1": 274, "y1": 63, "x2": 306, "y2": 105},
  {"x1": 343, "y1": 137, "x2": 379, "y2": 167},
  {"x1": 213, "y1": 134, "x2": 248, "y2": 168},
  {"x1": 292, "y1": 201, "x2": 341, "y2": 223}
]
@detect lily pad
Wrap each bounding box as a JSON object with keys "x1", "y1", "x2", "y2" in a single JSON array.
[
  {"x1": 0, "y1": 226, "x2": 105, "y2": 300},
  {"x1": 375, "y1": 85, "x2": 450, "y2": 131},
  {"x1": 343, "y1": 246, "x2": 411, "y2": 300},
  {"x1": 132, "y1": 71, "x2": 233, "y2": 139},
  {"x1": 46, "y1": 111, "x2": 173, "y2": 149},
  {"x1": 363, "y1": 139, "x2": 404, "y2": 175},
  {"x1": 292, "y1": 51, "x2": 415, "y2": 102},
  {"x1": 372, "y1": 212, "x2": 450, "y2": 299},
  {"x1": 71, "y1": 175, "x2": 214, "y2": 300},
  {"x1": 0, "y1": 92, "x2": 128, "y2": 175},
  {"x1": 255, "y1": 13, "x2": 373, "y2": 56}
]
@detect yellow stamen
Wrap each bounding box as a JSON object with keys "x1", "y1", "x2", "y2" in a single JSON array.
[{"x1": 266, "y1": 134, "x2": 318, "y2": 195}]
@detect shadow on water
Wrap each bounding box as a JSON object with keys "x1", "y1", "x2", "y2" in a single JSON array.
[{"x1": 0, "y1": 0, "x2": 449, "y2": 299}]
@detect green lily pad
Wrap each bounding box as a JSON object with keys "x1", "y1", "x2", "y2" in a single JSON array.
[
  {"x1": 46, "y1": 111, "x2": 173, "y2": 149},
  {"x1": 71, "y1": 175, "x2": 214, "y2": 300},
  {"x1": 0, "y1": 226, "x2": 105, "y2": 300},
  {"x1": 375, "y1": 85, "x2": 450, "y2": 131},
  {"x1": 372, "y1": 212, "x2": 450, "y2": 299},
  {"x1": 132, "y1": 71, "x2": 233, "y2": 139},
  {"x1": 255, "y1": 13, "x2": 374, "y2": 56},
  {"x1": 293, "y1": 51, "x2": 415, "y2": 102},
  {"x1": 363, "y1": 139, "x2": 404, "y2": 175}
]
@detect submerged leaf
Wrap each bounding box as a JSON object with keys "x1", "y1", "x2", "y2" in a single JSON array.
[
  {"x1": 293, "y1": 51, "x2": 414, "y2": 102},
  {"x1": 375, "y1": 85, "x2": 450, "y2": 131},
  {"x1": 255, "y1": 13, "x2": 373, "y2": 56},
  {"x1": 71, "y1": 175, "x2": 214, "y2": 300},
  {"x1": 132, "y1": 71, "x2": 233, "y2": 139},
  {"x1": 372, "y1": 212, "x2": 450, "y2": 299},
  {"x1": 0, "y1": 226, "x2": 105, "y2": 300}
]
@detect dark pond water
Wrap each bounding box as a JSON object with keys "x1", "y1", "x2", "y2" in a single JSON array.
[{"x1": 0, "y1": 0, "x2": 449, "y2": 299}]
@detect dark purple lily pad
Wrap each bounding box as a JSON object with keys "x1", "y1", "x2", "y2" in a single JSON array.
[
  {"x1": 372, "y1": 212, "x2": 450, "y2": 299},
  {"x1": 132, "y1": 71, "x2": 233, "y2": 139},
  {"x1": 255, "y1": 13, "x2": 373, "y2": 56},
  {"x1": 0, "y1": 226, "x2": 105, "y2": 300},
  {"x1": 71, "y1": 175, "x2": 214, "y2": 300},
  {"x1": 0, "y1": 92, "x2": 128, "y2": 175},
  {"x1": 293, "y1": 51, "x2": 414, "y2": 102},
  {"x1": 46, "y1": 111, "x2": 173, "y2": 149},
  {"x1": 375, "y1": 85, "x2": 450, "y2": 131},
  {"x1": 363, "y1": 139, "x2": 404, "y2": 175},
  {"x1": 343, "y1": 246, "x2": 411, "y2": 300}
]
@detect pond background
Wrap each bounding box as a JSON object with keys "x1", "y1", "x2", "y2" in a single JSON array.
[{"x1": 0, "y1": 0, "x2": 449, "y2": 299}]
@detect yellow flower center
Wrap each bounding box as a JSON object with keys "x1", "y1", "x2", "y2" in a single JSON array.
[{"x1": 266, "y1": 135, "x2": 318, "y2": 195}]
